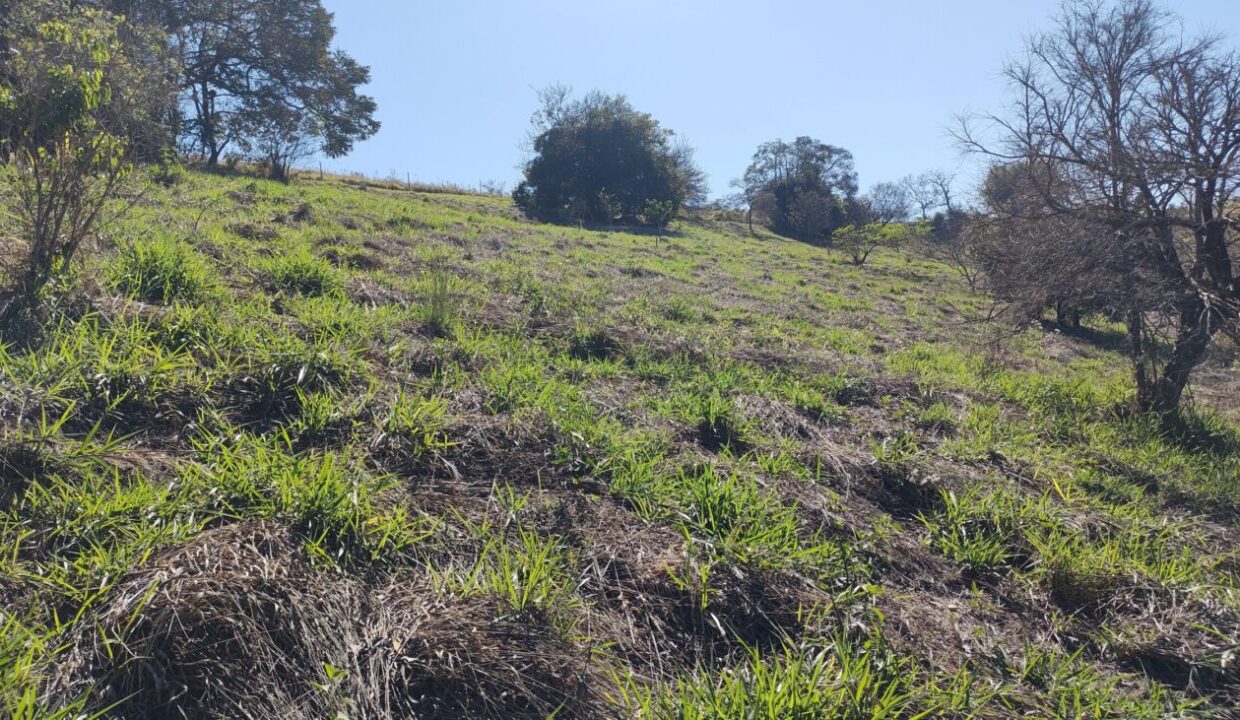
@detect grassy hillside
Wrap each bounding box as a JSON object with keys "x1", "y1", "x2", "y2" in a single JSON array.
[{"x1": 3, "y1": 168, "x2": 1239, "y2": 719}]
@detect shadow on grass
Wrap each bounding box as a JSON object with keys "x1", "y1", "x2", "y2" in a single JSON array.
[
  {"x1": 1057, "y1": 321, "x2": 1130, "y2": 354},
  {"x1": 1110, "y1": 396, "x2": 1240, "y2": 458},
  {"x1": 581, "y1": 221, "x2": 686, "y2": 239},
  {"x1": 1160, "y1": 408, "x2": 1240, "y2": 457},
  {"x1": 515, "y1": 211, "x2": 686, "y2": 239}
]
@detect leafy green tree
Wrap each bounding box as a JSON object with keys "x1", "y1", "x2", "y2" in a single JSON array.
[
  {"x1": 835, "y1": 222, "x2": 916, "y2": 267},
  {"x1": 513, "y1": 88, "x2": 706, "y2": 225},
  {"x1": 118, "y1": 0, "x2": 379, "y2": 171},
  {"x1": 735, "y1": 137, "x2": 857, "y2": 242},
  {"x1": 643, "y1": 198, "x2": 677, "y2": 236},
  {"x1": 0, "y1": 0, "x2": 132, "y2": 323},
  {"x1": 68, "y1": 0, "x2": 181, "y2": 161}
]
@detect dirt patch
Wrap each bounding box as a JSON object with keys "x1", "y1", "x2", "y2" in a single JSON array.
[
  {"x1": 579, "y1": 529, "x2": 818, "y2": 669},
  {"x1": 227, "y1": 222, "x2": 279, "y2": 241}
]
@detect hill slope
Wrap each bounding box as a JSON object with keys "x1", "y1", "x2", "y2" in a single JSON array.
[{"x1": 3, "y1": 169, "x2": 1239, "y2": 718}]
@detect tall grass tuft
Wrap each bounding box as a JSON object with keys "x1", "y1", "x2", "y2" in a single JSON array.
[
  {"x1": 108, "y1": 236, "x2": 219, "y2": 304},
  {"x1": 422, "y1": 267, "x2": 457, "y2": 337},
  {"x1": 263, "y1": 248, "x2": 343, "y2": 296}
]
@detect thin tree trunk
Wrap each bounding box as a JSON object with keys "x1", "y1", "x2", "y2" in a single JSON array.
[
  {"x1": 1145, "y1": 300, "x2": 1215, "y2": 416},
  {"x1": 201, "y1": 79, "x2": 219, "y2": 166},
  {"x1": 1128, "y1": 310, "x2": 1155, "y2": 412}
]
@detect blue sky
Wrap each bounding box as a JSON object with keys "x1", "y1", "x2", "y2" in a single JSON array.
[{"x1": 319, "y1": 0, "x2": 1240, "y2": 199}]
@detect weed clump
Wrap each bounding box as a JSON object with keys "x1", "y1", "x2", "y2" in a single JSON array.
[
  {"x1": 869, "y1": 431, "x2": 942, "y2": 515},
  {"x1": 421, "y1": 267, "x2": 457, "y2": 336},
  {"x1": 696, "y1": 392, "x2": 752, "y2": 453},
  {"x1": 374, "y1": 391, "x2": 452, "y2": 470},
  {"x1": 920, "y1": 486, "x2": 1033, "y2": 577},
  {"x1": 621, "y1": 631, "x2": 966, "y2": 719},
  {"x1": 108, "y1": 237, "x2": 219, "y2": 304},
  {"x1": 568, "y1": 326, "x2": 622, "y2": 361},
  {"x1": 263, "y1": 249, "x2": 343, "y2": 296}
]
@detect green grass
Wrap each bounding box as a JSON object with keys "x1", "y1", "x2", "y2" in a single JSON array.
[
  {"x1": 1, "y1": 167, "x2": 1236, "y2": 718},
  {"x1": 107, "y1": 235, "x2": 220, "y2": 304},
  {"x1": 262, "y1": 246, "x2": 344, "y2": 296},
  {"x1": 433, "y1": 523, "x2": 577, "y2": 614}
]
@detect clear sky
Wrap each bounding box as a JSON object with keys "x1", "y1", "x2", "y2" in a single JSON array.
[{"x1": 319, "y1": 0, "x2": 1240, "y2": 199}]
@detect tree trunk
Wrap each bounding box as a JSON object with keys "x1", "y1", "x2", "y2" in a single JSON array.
[
  {"x1": 201, "y1": 80, "x2": 219, "y2": 167},
  {"x1": 1127, "y1": 310, "x2": 1154, "y2": 410},
  {"x1": 1133, "y1": 298, "x2": 1215, "y2": 416},
  {"x1": 1055, "y1": 300, "x2": 1080, "y2": 329}
]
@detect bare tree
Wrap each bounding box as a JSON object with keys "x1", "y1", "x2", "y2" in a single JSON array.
[
  {"x1": 923, "y1": 212, "x2": 985, "y2": 292},
  {"x1": 925, "y1": 170, "x2": 955, "y2": 214},
  {"x1": 957, "y1": 0, "x2": 1240, "y2": 416},
  {"x1": 971, "y1": 161, "x2": 1118, "y2": 319},
  {"x1": 901, "y1": 170, "x2": 955, "y2": 219},
  {"x1": 863, "y1": 182, "x2": 912, "y2": 224}
]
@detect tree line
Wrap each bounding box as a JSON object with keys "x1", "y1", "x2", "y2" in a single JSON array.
[{"x1": 2, "y1": 0, "x2": 1237, "y2": 418}]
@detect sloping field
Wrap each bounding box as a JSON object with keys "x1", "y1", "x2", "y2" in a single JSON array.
[{"x1": 3, "y1": 170, "x2": 1239, "y2": 718}]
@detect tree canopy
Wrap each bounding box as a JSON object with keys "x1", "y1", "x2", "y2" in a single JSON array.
[
  {"x1": 735, "y1": 137, "x2": 858, "y2": 243},
  {"x1": 513, "y1": 88, "x2": 706, "y2": 226},
  {"x1": 93, "y1": 0, "x2": 380, "y2": 173}
]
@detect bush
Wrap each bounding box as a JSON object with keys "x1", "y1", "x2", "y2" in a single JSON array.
[
  {"x1": 0, "y1": 2, "x2": 133, "y2": 325},
  {"x1": 152, "y1": 149, "x2": 188, "y2": 187}
]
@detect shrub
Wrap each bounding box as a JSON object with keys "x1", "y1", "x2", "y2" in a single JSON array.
[
  {"x1": 152, "y1": 148, "x2": 188, "y2": 187},
  {"x1": 0, "y1": 2, "x2": 132, "y2": 326}
]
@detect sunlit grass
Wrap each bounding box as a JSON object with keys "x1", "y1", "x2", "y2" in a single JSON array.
[{"x1": 0, "y1": 167, "x2": 1235, "y2": 718}]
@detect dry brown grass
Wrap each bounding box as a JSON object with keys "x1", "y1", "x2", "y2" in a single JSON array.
[{"x1": 53, "y1": 521, "x2": 615, "y2": 719}]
